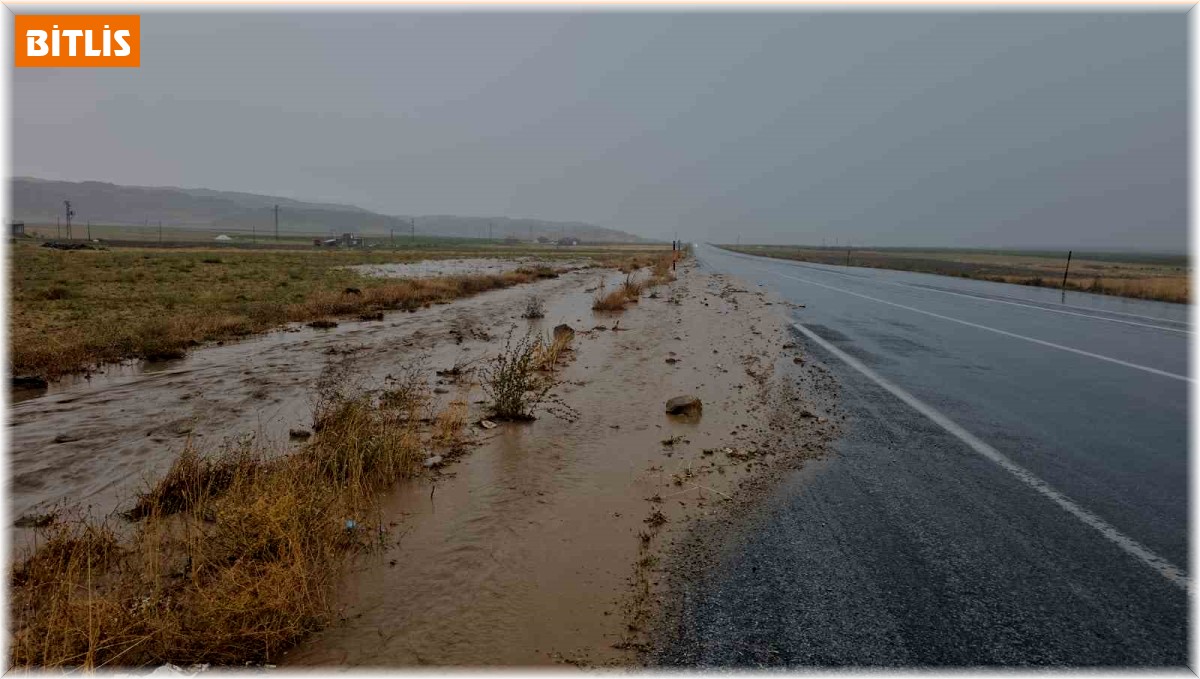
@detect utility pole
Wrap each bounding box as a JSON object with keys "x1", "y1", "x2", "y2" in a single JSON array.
[
  {"x1": 390, "y1": 228, "x2": 395, "y2": 248},
  {"x1": 846, "y1": 248, "x2": 851, "y2": 267},
  {"x1": 64, "y1": 201, "x2": 74, "y2": 240},
  {"x1": 489, "y1": 221, "x2": 493, "y2": 242},
  {"x1": 87, "y1": 221, "x2": 91, "y2": 241},
  {"x1": 410, "y1": 217, "x2": 415, "y2": 243},
  {"x1": 274, "y1": 204, "x2": 279, "y2": 241},
  {"x1": 1060, "y1": 250, "x2": 1073, "y2": 303},
  {"x1": 56, "y1": 216, "x2": 60, "y2": 239},
  {"x1": 158, "y1": 220, "x2": 163, "y2": 245}
]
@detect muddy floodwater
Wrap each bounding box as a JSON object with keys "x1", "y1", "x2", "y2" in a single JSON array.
[
  {"x1": 349, "y1": 257, "x2": 588, "y2": 279},
  {"x1": 10, "y1": 258, "x2": 830, "y2": 666},
  {"x1": 9, "y1": 269, "x2": 595, "y2": 529},
  {"x1": 285, "y1": 263, "x2": 831, "y2": 666}
]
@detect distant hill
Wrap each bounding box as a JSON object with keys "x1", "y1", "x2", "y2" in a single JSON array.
[{"x1": 10, "y1": 177, "x2": 646, "y2": 243}]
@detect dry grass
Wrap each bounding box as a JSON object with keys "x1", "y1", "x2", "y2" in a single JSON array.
[
  {"x1": 429, "y1": 394, "x2": 470, "y2": 455},
  {"x1": 621, "y1": 274, "x2": 645, "y2": 302},
  {"x1": 124, "y1": 444, "x2": 260, "y2": 521},
  {"x1": 533, "y1": 329, "x2": 574, "y2": 373},
  {"x1": 8, "y1": 361, "x2": 458, "y2": 669},
  {"x1": 988, "y1": 273, "x2": 1190, "y2": 303},
  {"x1": 650, "y1": 253, "x2": 677, "y2": 284},
  {"x1": 592, "y1": 287, "x2": 629, "y2": 311},
  {"x1": 592, "y1": 254, "x2": 679, "y2": 311},
  {"x1": 723, "y1": 245, "x2": 1188, "y2": 304},
  {"x1": 599, "y1": 253, "x2": 660, "y2": 273}
]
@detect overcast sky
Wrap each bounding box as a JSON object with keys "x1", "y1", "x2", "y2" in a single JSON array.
[{"x1": 12, "y1": 11, "x2": 1187, "y2": 250}]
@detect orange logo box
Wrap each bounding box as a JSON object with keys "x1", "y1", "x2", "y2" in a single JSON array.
[{"x1": 15, "y1": 15, "x2": 139, "y2": 67}]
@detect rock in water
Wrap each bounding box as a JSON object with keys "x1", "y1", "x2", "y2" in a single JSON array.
[
  {"x1": 665, "y1": 395, "x2": 703, "y2": 416},
  {"x1": 553, "y1": 324, "x2": 575, "y2": 340},
  {"x1": 12, "y1": 375, "x2": 48, "y2": 389}
]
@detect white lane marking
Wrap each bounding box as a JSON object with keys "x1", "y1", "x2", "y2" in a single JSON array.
[
  {"x1": 765, "y1": 258, "x2": 1190, "y2": 335},
  {"x1": 714, "y1": 246, "x2": 1192, "y2": 329},
  {"x1": 753, "y1": 265, "x2": 1193, "y2": 383},
  {"x1": 791, "y1": 320, "x2": 1190, "y2": 593}
]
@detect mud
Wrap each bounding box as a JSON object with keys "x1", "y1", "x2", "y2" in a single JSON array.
[
  {"x1": 350, "y1": 257, "x2": 587, "y2": 279},
  {"x1": 8, "y1": 269, "x2": 598, "y2": 535},
  {"x1": 10, "y1": 257, "x2": 831, "y2": 667},
  {"x1": 282, "y1": 262, "x2": 830, "y2": 667}
]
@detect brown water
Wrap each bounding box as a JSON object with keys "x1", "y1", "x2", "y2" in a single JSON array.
[
  {"x1": 10, "y1": 260, "x2": 825, "y2": 667},
  {"x1": 7, "y1": 269, "x2": 603, "y2": 532},
  {"x1": 283, "y1": 264, "x2": 820, "y2": 667},
  {"x1": 350, "y1": 257, "x2": 590, "y2": 279}
]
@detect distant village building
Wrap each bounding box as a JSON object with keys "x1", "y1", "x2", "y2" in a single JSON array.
[
  {"x1": 557, "y1": 237, "x2": 580, "y2": 246},
  {"x1": 10, "y1": 222, "x2": 25, "y2": 238},
  {"x1": 536, "y1": 236, "x2": 551, "y2": 244}
]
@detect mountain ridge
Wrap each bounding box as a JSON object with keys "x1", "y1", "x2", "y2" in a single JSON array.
[{"x1": 10, "y1": 177, "x2": 647, "y2": 243}]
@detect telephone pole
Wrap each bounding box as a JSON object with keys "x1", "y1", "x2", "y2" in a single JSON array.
[
  {"x1": 63, "y1": 201, "x2": 74, "y2": 240},
  {"x1": 489, "y1": 221, "x2": 493, "y2": 242},
  {"x1": 158, "y1": 221, "x2": 163, "y2": 245},
  {"x1": 87, "y1": 221, "x2": 91, "y2": 241},
  {"x1": 410, "y1": 217, "x2": 415, "y2": 243},
  {"x1": 1060, "y1": 250, "x2": 1073, "y2": 303},
  {"x1": 274, "y1": 204, "x2": 279, "y2": 241}
]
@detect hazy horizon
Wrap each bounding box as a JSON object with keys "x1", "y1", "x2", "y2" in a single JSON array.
[{"x1": 12, "y1": 12, "x2": 1187, "y2": 251}]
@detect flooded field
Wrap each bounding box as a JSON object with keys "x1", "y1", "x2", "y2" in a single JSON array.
[
  {"x1": 9, "y1": 254, "x2": 829, "y2": 666},
  {"x1": 9, "y1": 268, "x2": 590, "y2": 529},
  {"x1": 282, "y1": 264, "x2": 832, "y2": 666},
  {"x1": 350, "y1": 257, "x2": 589, "y2": 279}
]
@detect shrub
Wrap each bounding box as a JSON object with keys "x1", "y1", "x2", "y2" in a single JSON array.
[
  {"x1": 522, "y1": 295, "x2": 546, "y2": 319},
  {"x1": 592, "y1": 288, "x2": 627, "y2": 312},
  {"x1": 480, "y1": 331, "x2": 574, "y2": 421}
]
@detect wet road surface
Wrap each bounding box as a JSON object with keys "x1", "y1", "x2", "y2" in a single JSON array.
[{"x1": 653, "y1": 244, "x2": 1189, "y2": 667}]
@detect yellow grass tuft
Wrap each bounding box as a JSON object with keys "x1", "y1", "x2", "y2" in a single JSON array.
[
  {"x1": 9, "y1": 369, "x2": 434, "y2": 669},
  {"x1": 592, "y1": 288, "x2": 628, "y2": 311}
]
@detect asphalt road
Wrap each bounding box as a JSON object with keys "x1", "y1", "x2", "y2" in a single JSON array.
[{"x1": 653, "y1": 244, "x2": 1189, "y2": 667}]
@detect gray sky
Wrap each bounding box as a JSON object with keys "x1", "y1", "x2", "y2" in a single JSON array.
[{"x1": 12, "y1": 11, "x2": 1187, "y2": 250}]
